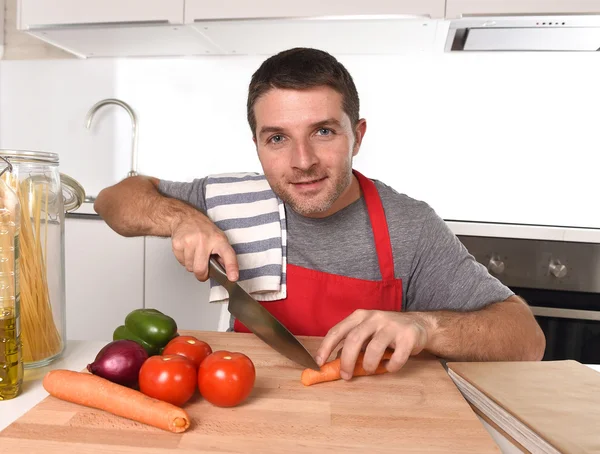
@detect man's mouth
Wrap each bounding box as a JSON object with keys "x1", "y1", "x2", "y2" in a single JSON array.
[
  {"x1": 292, "y1": 177, "x2": 327, "y2": 185},
  {"x1": 291, "y1": 176, "x2": 327, "y2": 190}
]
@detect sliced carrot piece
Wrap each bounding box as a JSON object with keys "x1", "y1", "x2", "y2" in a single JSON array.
[{"x1": 301, "y1": 349, "x2": 394, "y2": 386}]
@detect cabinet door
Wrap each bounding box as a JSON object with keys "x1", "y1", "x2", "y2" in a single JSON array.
[
  {"x1": 144, "y1": 237, "x2": 224, "y2": 333},
  {"x1": 185, "y1": 0, "x2": 445, "y2": 22},
  {"x1": 18, "y1": 0, "x2": 184, "y2": 30},
  {"x1": 65, "y1": 217, "x2": 144, "y2": 341},
  {"x1": 446, "y1": 0, "x2": 600, "y2": 19}
]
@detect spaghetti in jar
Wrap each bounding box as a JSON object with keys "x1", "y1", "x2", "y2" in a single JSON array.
[{"x1": 0, "y1": 150, "x2": 84, "y2": 368}]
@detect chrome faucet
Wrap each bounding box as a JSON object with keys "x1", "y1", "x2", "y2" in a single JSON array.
[{"x1": 85, "y1": 98, "x2": 139, "y2": 178}]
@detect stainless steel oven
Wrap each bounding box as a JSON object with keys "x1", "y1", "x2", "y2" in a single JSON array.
[{"x1": 457, "y1": 235, "x2": 600, "y2": 364}]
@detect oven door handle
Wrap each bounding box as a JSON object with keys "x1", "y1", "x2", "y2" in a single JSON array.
[{"x1": 530, "y1": 306, "x2": 600, "y2": 321}]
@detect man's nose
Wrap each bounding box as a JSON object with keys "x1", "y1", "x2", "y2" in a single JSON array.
[{"x1": 290, "y1": 138, "x2": 318, "y2": 170}]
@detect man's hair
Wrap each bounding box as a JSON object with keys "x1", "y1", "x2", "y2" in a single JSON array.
[{"x1": 247, "y1": 47, "x2": 360, "y2": 137}]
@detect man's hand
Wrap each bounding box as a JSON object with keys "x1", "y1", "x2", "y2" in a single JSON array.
[
  {"x1": 170, "y1": 214, "x2": 239, "y2": 282},
  {"x1": 315, "y1": 297, "x2": 545, "y2": 379},
  {"x1": 315, "y1": 309, "x2": 431, "y2": 380}
]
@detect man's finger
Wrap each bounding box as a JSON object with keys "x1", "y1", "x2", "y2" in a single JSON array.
[
  {"x1": 362, "y1": 328, "x2": 395, "y2": 373},
  {"x1": 316, "y1": 312, "x2": 365, "y2": 367},
  {"x1": 386, "y1": 339, "x2": 412, "y2": 373},
  {"x1": 339, "y1": 320, "x2": 378, "y2": 380},
  {"x1": 335, "y1": 338, "x2": 367, "y2": 359},
  {"x1": 183, "y1": 244, "x2": 196, "y2": 272},
  {"x1": 172, "y1": 242, "x2": 185, "y2": 267},
  {"x1": 213, "y1": 243, "x2": 239, "y2": 282},
  {"x1": 192, "y1": 247, "x2": 210, "y2": 281}
]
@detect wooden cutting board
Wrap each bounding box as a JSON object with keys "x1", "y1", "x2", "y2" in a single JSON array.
[{"x1": 0, "y1": 331, "x2": 500, "y2": 453}]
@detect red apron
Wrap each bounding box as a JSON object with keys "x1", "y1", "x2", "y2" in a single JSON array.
[{"x1": 234, "y1": 170, "x2": 402, "y2": 337}]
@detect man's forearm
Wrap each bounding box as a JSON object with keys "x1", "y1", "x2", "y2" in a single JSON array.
[
  {"x1": 94, "y1": 176, "x2": 198, "y2": 237},
  {"x1": 416, "y1": 296, "x2": 546, "y2": 362}
]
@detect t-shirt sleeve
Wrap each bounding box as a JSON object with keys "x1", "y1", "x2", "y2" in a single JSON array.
[
  {"x1": 405, "y1": 208, "x2": 514, "y2": 312},
  {"x1": 157, "y1": 178, "x2": 208, "y2": 213}
]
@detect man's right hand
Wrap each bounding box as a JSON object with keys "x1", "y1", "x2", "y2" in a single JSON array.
[{"x1": 170, "y1": 214, "x2": 239, "y2": 282}]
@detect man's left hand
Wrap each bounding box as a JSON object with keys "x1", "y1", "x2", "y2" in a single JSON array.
[{"x1": 315, "y1": 310, "x2": 432, "y2": 380}]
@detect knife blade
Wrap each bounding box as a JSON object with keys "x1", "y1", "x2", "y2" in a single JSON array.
[{"x1": 208, "y1": 256, "x2": 320, "y2": 371}]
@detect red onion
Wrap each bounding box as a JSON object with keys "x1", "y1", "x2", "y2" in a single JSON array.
[{"x1": 87, "y1": 339, "x2": 148, "y2": 387}]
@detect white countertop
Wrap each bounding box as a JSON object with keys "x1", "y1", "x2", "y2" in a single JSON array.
[
  {"x1": 2, "y1": 340, "x2": 599, "y2": 452},
  {"x1": 0, "y1": 340, "x2": 108, "y2": 432}
]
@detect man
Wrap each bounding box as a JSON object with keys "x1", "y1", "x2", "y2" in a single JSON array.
[{"x1": 95, "y1": 47, "x2": 545, "y2": 380}]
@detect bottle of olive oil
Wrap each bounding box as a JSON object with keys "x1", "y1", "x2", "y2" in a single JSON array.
[{"x1": 0, "y1": 165, "x2": 22, "y2": 401}]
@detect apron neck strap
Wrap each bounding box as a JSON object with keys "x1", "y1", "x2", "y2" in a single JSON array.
[{"x1": 352, "y1": 169, "x2": 395, "y2": 281}]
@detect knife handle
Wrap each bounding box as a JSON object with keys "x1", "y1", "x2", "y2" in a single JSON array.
[{"x1": 208, "y1": 255, "x2": 231, "y2": 288}]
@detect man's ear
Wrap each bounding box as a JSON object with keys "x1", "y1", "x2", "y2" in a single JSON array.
[{"x1": 352, "y1": 119, "x2": 367, "y2": 157}]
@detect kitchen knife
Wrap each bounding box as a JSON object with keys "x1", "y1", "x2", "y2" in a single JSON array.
[{"x1": 208, "y1": 256, "x2": 320, "y2": 371}]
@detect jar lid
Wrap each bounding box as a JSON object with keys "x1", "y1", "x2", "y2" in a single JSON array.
[
  {"x1": 0, "y1": 149, "x2": 59, "y2": 163},
  {"x1": 60, "y1": 173, "x2": 86, "y2": 213}
]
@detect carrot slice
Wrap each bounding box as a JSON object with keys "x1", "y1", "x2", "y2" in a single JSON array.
[
  {"x1": 43, "y1": 369, "x2": 191, "y2": 433},
  {"x1": 301, "y1": 349, "x2": 394, "y2": 386}
]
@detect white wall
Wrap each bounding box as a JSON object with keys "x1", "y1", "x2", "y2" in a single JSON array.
[
  {"x1": 1, "y1": 52, "x2": 599, "y2": 228},
  {"x1": 0, "y1": 59, "x2": 120, "y2": 197}
]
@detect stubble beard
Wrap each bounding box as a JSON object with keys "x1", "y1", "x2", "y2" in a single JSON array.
[{"x1": 271, "y1": 160, "x2": 353, "y2": 216}]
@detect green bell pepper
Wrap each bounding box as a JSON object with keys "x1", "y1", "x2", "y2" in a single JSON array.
[{"x1": 113, "y1": 308, "x2": 178, "y2": 356}]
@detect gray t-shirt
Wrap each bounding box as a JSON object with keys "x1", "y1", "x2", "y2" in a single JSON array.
[{"x1": 158, "y1": 176, "x2": 513, "y2": 312}]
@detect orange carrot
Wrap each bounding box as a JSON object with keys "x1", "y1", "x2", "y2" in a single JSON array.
[
  {"x1": 42, "y1": 369, "x2": 191, "y2": 433},
  {"x1": 301, "y1": 349, "x2": 394, "y2": 386}
]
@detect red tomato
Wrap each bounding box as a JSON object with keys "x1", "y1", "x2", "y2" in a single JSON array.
[
  {"x1": 162, "y1": 336, "x2": 212, "y2": 369},
  {"x1": 197, "y1": 351, "x2": 256, "y2": 407},
  {"x1": 139, "y1": 355, "x2": 197, "y2": 406}
]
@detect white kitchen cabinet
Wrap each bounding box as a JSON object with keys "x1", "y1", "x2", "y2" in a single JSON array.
[
  {"x1": 446, "y1": 0, "x2": 600, "y2": 19},
  {"x1": 12, "y1": 0, "x2": 444, "y2": 58},
  {"x1": 185, "y1": 0, "x2": 443, "y2": 56},
  {"x1": 3, "y1": 0, "x2": 73, "y2": 59},
  {"x1": 144, "y1": 237, "x2": 224, "y2": 333},
  {"x1": 65, "y1": 216, "x2": 144, "y2": 341},
  {"x1": 15, "y1": 0, "x2": 216, "y2": 58},
  {"x1": 185, "y1": 0, "x2": 446, "y2": 21},
  {"x1": 18, "y1": 0, "x2": 184, "y2": 28}
]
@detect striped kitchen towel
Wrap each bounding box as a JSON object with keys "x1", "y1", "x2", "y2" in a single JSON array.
[{"x1": 204, "y1": 172, "x2": 287, "y2": 304}]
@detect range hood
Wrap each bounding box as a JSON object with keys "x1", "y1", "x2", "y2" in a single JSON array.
[{"x1": 445, "y1": 15, "x2": 600, "y2": 52}]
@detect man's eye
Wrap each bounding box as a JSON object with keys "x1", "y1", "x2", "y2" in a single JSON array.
[
  {"x1": 317, "y1": 128, "x2": 332, "y2": 136},
  {"x1": 270, "y1": 135, "x2": 284, "y2": 143}
]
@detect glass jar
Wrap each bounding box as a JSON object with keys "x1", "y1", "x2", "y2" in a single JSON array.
[{"x1": 0, "y1": 150, "x2": 84, "y2": 368}]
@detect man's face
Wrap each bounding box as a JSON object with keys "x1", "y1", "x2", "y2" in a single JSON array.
[{"x1": 253, "y1": 86, "x2": 366, "y2": 218}]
